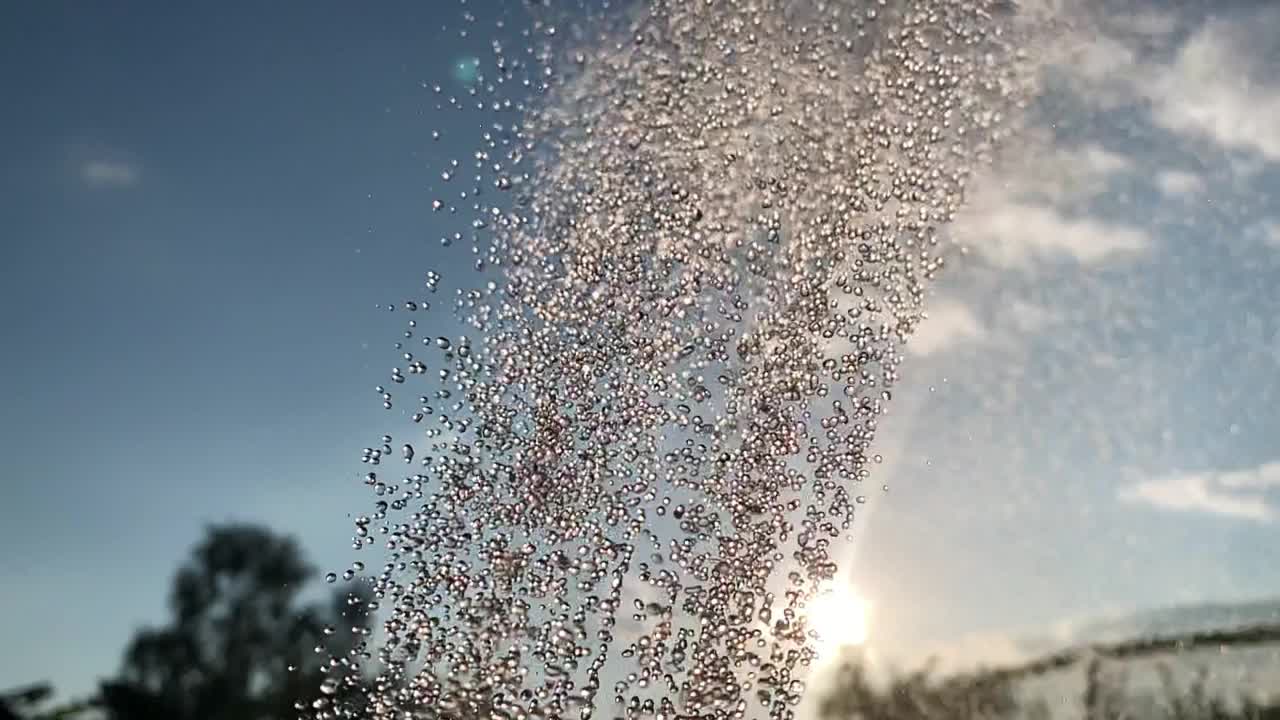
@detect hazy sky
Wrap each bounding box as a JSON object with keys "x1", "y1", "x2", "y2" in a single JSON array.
[{"x1": 3, "y1": 0, "x2": 1280, "y2": 705}]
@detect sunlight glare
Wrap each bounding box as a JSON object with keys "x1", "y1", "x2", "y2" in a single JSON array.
[{"x1": 807, "y1": 584, "x2": 870, "y2": 657}]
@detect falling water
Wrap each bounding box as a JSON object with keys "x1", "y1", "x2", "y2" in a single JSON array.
[{"x1": 310, "y1": 1, "x2": 1051, "y2": 718}]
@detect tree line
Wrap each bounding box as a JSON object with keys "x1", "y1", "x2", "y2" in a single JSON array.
[
  {"x1": 4, "y1": 523, "x2": 1279, "y2": 720},
  {"x1": 2, "y1": 524, "x2": 372, "y2": 720}
]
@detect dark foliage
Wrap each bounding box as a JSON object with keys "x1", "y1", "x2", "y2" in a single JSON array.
[
  {"x1": 10, "y1": 526, "x2": 1280, "y2": 720},
  {"x1": 820, "y1": 658, "x2": 1045, "y2": 720},
  {"x1": 95, "y1": 524, "x2": 373, "y2": 720}
]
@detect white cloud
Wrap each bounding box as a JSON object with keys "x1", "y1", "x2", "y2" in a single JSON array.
[
  {"x1": 907, "y1": 300, "x2": 985, "y2": 357},
  {"x1": 1145, "y1": 14, "x2": 1280, "y2": 163},
  {"x1": 955, "y1": 135, "x2": 1150, "y2": 269},
  {"x1": 1005, "y1": 300, "x2": 1057, "y2": 334},
  {"x1": 1111, "y1": 9, "x2": 1179, "y2": 39},
  {"x1": 80, "y1": 159, "x2": 140, "y2": 189},
  {"x1": 1256, "y1": 221, "x2": 1280, "y2": 249},
  {"x1": 1075, "y1": 144, "x2": 1132, "y2": 177},
  {"x1": 1001, "y1": 138, "x2": 1132, "y2": 205},
  {"x1": 959, "y1": 201, "x2": 1150, "y2": 268},
  {"x1": 1056, "y1": 6, "x2": 1280, "y2": 165},
  {"x1": 1049, "y1": 31, "x2": 1141, "y2": 110},
  {"x1": 1118, "y1": 464, "x2": 1278, "y2": 523},
  {"x1": 1216, "y1": 462, "x2": 1280, "y2": 491},
  {"x1": 1038, "y1": 144, "x2": 1131, "y2": 203},
  {"x1": 1154, "y1": 169, "x2": 1205, "y2": 199}
]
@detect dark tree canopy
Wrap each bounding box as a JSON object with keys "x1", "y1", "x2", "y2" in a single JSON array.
[{"x1": 98, "y1": 524, "x2": 373, "y2": 720}]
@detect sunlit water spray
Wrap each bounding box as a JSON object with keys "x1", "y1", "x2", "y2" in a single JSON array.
[{"x1": 309, "y1": 1, "x2": 1051, "y2": 719}]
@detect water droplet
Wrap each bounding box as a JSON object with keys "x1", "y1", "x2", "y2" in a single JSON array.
[{"x1": 316, "y1": 1, "x2": 1039, "y2": 716}]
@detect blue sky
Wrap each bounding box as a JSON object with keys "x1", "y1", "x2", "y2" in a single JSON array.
[
  {"x1": 3, "y1": 0, "x2": 1280, "y2": 706},
  {"x1": 0, "y1": 0, "x2": 512, "y2": 698},
  {"x1": 842, "y1": 0, "x2": 1280, "y2": 672}
]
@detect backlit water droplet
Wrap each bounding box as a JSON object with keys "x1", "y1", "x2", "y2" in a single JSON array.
[{"x1": 315, "y1": 2, "x2": 1045, "y2": 719}]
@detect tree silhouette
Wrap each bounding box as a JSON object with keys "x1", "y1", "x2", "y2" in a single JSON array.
[
  {"x1": 819, "y1": 659, "x2": 1039, "y2": 720},
  {"x1": 1, "y1": 685, "x2": 51, "y2": 720},
  {"x1": 98, "y1": 524, "x2": 373, "y2": 720}
]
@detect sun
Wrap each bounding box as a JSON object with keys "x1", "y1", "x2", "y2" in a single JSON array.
[{"x1": 805, "y1": 583, "x2": 870, "y2": 657}]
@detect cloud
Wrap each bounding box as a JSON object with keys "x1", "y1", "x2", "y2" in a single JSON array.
[
  {"x1": 1056, "y1": 5, "x2": 1280, "y2": 165},
  {"x1": 954, "y1": 136, "x2": 1150, "y2": 269},
  {"x1": 1145, "y1": 13, "x2": 1280, "y2": 163},
  {"x1": 80, "y1": 159, "x2": 140, "y2": 189},
  {"x1": 1111, "y1": 8, "x2": 1179, "y2": 39},
  {"x1": 907, "y1": 300, "x2": 985, "y2": 357},
  {"x1": 1255, "y1": 221, "x2": 1280, "y2": 249},
  {"x1": 1215, "y1": 462, "x2": 1280, "y2": 491},
  {"x1": 1005, "y1": 300, "x2": 1057, "y2": 334},
  {"x1": 1048, "y1": 31, "x2": 1141, "y2": 110},
  {"x1": 959, "y1": 201, "x2": 1151, "y2": 268},
  {"x1": 1000, "y1": 139, "x2": 1132, "y2": 206},
  {"x1": 1073, "y1": 144, "x2": 1133, "y2": 178},
  {"x1": 1154, "y1": 169, "x2": 1205, "y2": 199},
  {"x1": 1035, "y1": 144, "x2": 1129, "y2": 203},
  {"x1": 1118, "y1": 464, "x2": 1278, "y2": 523}
]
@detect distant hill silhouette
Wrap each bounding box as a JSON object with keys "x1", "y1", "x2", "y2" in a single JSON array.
[
  {"x1": 1068, "y1": 597, "x2": 1280, "y2": 646},
  {"x1": 823, "y1": 599, "x2": 1280, "y2": 720}
]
